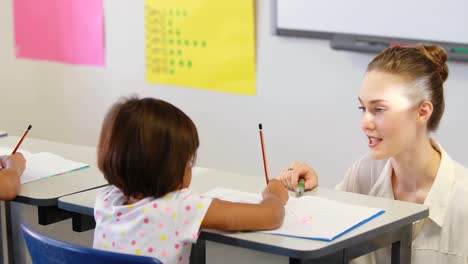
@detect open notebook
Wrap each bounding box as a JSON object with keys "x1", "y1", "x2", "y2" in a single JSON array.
[
  {"x1": 204, "y1": 187, "x2": 385, "y2": 242},
  {"x1": 0, "y1": 147, "x2": 89, "y2": 184}
]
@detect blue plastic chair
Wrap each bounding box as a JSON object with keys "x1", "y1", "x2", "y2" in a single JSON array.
[{"x1": 20, "y1": 224, "x2": 162, "y2": 264}]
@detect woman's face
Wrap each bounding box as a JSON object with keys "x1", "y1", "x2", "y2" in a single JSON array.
[{"x1": 359, "y1": 71, "x2": 419, "y2": 160}]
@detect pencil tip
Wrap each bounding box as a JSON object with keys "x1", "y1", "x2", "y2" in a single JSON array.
[
  {"x1": 27, "y1": 125, "x2": 32, "y2": 130},
  {"x1": 258, "y1": 123, "x2": 262, "y2": 130}
]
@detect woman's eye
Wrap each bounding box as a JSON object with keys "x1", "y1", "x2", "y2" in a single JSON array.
[
  {"x1": 375, "y1": 107, "x2": 386, "y2": 113},
  {"x1": 358, "y1": 106, "x2": 365, "y2": 112}
]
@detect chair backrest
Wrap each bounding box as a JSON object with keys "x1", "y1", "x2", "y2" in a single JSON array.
[{"x1": 20, "y1": 224, "x2": 162, "y2": 264}]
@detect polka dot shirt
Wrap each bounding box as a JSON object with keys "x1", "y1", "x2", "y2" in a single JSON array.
[{"x1": 93, "y1": 185, "x2": 212, "y2": 264}]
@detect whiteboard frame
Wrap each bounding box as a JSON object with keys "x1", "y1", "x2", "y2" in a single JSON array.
[{"x1": 273, "y1": 0, "x2": 468, "y2": 62}]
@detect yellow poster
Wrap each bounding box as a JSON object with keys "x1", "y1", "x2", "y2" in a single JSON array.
[{"x1": 145, "y1": 0, "x2": 256, "y2": 95}]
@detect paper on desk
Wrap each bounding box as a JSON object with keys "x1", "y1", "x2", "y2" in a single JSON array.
[
  {"x1": 204, "y1": 187, "x2": 385, "y2": 242},
  {"x1": 20, "y1": 152, "x2": 89, "y2": 184},
  {"x1": 205, "y1": 187, "x2": 262, "y2": 203},
  {"x1": 0, "y1": 147, "x2": 32, "y2": 157},
  {"x1": 0, "y1": 147, "x2": 89, "y2": 184}
]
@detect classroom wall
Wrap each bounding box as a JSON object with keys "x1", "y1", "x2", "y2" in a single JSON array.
[
  {"x1": 1, "y1": 0, "x2": 468, "y2": 190},
  {"x1": 1, "y1": 1, "x2": 468, "y2": 263}
]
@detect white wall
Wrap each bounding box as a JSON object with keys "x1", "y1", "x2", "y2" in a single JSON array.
[
  {"x1": 2, "y1": 1, "x2": 468, "y2": 263},
  {"x1": 1, "y1": 0, "x2": 468, "y2": 190}
]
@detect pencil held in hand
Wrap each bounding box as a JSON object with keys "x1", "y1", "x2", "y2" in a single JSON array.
[
  {"x1": 258, "y1": 123, "x2": 269, "y2": 184},
  {"x1": 12, "y1": 125, "x2": 32, "y2": 154}
]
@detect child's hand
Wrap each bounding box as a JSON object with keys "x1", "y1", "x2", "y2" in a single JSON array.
[
  {"x1": 262, "y1": 179, "x2": 289, "y2": 205},
  {"x1": 0, "y1": 153, "x2": 26, "y2": 177}
]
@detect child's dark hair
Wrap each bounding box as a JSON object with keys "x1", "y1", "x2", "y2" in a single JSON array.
[{"x1": 97, "y1": 97, "x2": 199, "y2": 198}]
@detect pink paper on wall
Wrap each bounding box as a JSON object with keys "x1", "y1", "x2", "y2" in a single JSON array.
[{"x1": 13, "y1": 0, "x2": 105, "y2": 66}]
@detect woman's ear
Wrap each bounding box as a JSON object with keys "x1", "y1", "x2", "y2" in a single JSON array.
[{"x1": 417, "y1": 100, "x2": 434, "y2": 124}]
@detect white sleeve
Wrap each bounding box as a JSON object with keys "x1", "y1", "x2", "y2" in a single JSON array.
[
  {"x1": 335, "y1": 161, "x2": 361, "y2": 192},
  {"x1": 335, "y1": 155, "x2": 383, "y2": 195}
]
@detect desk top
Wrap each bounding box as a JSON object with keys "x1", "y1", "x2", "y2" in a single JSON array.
[
  {"x1": 0, "y1": 136, "x2": 107, "y2": 206},
  {"x1": 59, "y1": 167, "x2": 428, "y2": 259}
]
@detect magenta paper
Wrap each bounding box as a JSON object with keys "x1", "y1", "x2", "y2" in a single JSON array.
[{"x1": 13, "y1": 0, "x2": 105, "y2": 66}]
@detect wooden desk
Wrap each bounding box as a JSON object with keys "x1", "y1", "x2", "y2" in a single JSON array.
[{"x1": 59, "y1": 167, "x2": 428, "y2": 264}]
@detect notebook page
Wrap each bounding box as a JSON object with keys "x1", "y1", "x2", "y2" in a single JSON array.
[
  {"x1": 262, "y1": 195, "x2": 384, "y2": 241},
  {"x1": 20, "y1": 152, "x2": 89, "y2": 184},
  {"x1": 0, "y1": 147, "x2": 33, "y2": 158},
  {"x1": 204, "y1": 187, "x2": 262, "y2": 203},
  {"x1": 204, "y1": 187, "x2": 384, "y2": 241}
]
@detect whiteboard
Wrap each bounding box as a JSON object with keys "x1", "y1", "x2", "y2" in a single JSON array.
[{"x1": 276, "y1": 0, "x2": 468, "y2": 44}]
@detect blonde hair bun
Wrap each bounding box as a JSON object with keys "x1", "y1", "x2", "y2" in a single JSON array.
[{"x1": 417, "y1": 45, "x2": 449, "y2": 82}]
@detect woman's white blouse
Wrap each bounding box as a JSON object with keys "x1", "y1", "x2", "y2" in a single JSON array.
[{"x1": 336, "y1": 140, "x2": 468, "y2": 264}]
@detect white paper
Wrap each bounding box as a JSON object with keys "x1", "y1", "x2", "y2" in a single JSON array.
[
  {"x1": 205, "y1": 188, "x2": 262, "y2": 204},
  {"x1": 20, "y1": 152, "x2": 89, "y2": 183},
  {"x1": 0, "y1": 147, "x2": 89, "y2": 184},
  {"x1": 0, "y1": 147, "x2": 32, "y2": 157},
  {"x1": 205, "y1": 187, "x2": 384, "y2": 242}
]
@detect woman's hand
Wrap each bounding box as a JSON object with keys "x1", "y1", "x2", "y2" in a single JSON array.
[{"x1": 278, "y1": 161, "x2": 318, "y2": 191}]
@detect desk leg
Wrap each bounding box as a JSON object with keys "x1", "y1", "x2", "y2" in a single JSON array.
[
  {"x1": 4, "y1": 201, "x2": 14, "y2": 264},
  {"x1": 289, "y1": 250, "x2": 347, "y2": 264},
  {"x1": 391, "y1": 224, "x2": 412, "y2": 264},
  {"x1": 71, "y1": 213, "x2": 95, "y2": 232},
  {"x1": 38, "y1": 206, "x2": 71, "y2": 225},
  {"x1": 190, "y1": 239, "x2": 206, "y2": 264}
]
